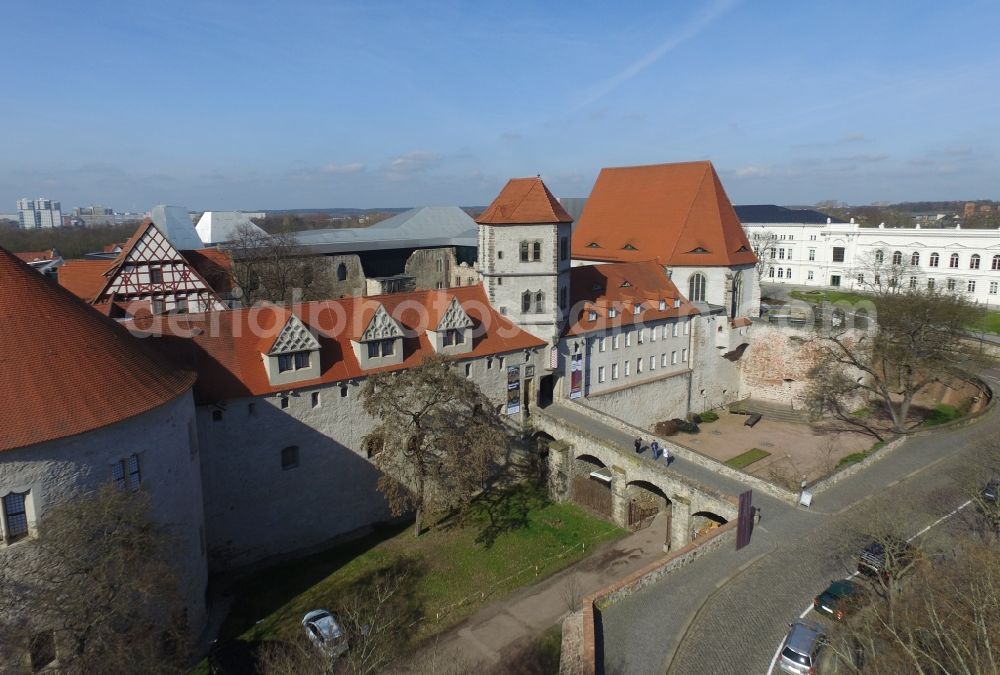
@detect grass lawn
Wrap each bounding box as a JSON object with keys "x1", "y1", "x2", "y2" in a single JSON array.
[
  {"x1": 725, "y1": 448, "x2": 771, "y2": 470},
  {"x1": 209, "y1": 482, "x2": 623, "y2": 668},
  {"x1": 969, "y1": 309, "x2": 1000, "y2": 335},
  {"x1": 788, "y1": 289, "x2": 870, "y2": 305}
]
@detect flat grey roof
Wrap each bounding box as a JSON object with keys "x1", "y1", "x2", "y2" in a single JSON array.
[{"x1": 292, "y1": 206, "x2": 478, "y2": 253}]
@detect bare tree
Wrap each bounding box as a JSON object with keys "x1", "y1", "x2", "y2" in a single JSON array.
[
  {"x1": 225, "y1": 222, "x2": 331, "y2": 305},
  {"x1": 805, "y1": 288, "x2": 982, "y2": 436},
  {"x1": 0, "y1": 486, "x2": 190, "y2": 674},
  {"x1": 361, "y1": 355, "x2": 511, "y2": 536},
  {"x1": 748, "y1": 230, "x2": 780, "y2": 281},
  {"x1": 850, "y1": 248, "x2": 917, "y2": 297}
]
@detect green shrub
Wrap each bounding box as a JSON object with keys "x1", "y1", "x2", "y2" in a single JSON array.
[
  {"x1": 923, "y1": 404, "x2": 962, "y2": 427},
  {"x1": 699, "y1": 410, "x2": 719, "y2": 423},
  {"x1": 850, "y1": 406, "x2": 872, "y2": 418},
  {"x1": 836, "y1": 452, "x2": 868, "y2": 469}
]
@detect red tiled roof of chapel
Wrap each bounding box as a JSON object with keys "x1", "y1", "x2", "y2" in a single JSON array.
[
  {"x1": 58, "y1": 259, "x2": 113, "y2": 301},
  {"x1": 476, "y1": 177, "x2": 574, "y2": 225},
  {"x1": 0, "y1": 246, "x2": 195, "y2": 452},
  {"x1": 572, "y1": 161, "x2": 757, "y2": 267}
]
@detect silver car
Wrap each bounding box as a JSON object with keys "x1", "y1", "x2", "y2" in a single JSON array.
[
  {"x1": 302, "y1": 609, "x2": 349, "y2": 658},
  {"x1": 778, "y1": 619, "x2": 825, "y2": 674}
]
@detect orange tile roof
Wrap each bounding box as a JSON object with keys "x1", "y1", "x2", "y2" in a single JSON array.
[
  {"x1": 182, "y1": 247, "x2": 236, "y2": 294},
  {"x1": 14, "y1": 249, "x2": 59, "y2": 263},
  {"x1": 564, "y1": 261, "x2": 700, "y2": 336},
  {"x1": 476, "y1": 177, "x2": 574, "y2": 225},
  {"x1": 58, "y1": 259, "x2": 113, "y2": 301},
  {"x1": 0, "y1": 247, "x2": 196, "y2": 452},
  {"x1": 572, "y1": 161, "x2": 757, "y2": 267},
  {"x1": 131, "y1": 284, "x2": 546, "y2": 403}
]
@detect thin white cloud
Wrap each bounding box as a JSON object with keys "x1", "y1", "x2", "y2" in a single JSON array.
[
  {"x1": 321, "y1": 162, "x2": 365, "y2": 174},
  {"x1": 578, "y1": 0, "x2": 740, "y2": 108}
]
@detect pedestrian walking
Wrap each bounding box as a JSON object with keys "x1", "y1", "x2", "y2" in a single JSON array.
[
  {"x1": 650, "y1": 440, "x2": 660, "y2": 460},
  {"x1": 753, "y1": 507, "x2": 762, "y2": 526},
  {"x1": 634, "y1": 436, "x2": 642, "y2": 453},
  {"x1": 663, "y1": 446, "x2": 672, "y2": 465}
]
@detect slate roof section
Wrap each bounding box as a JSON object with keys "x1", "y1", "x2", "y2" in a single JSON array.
[
  {"x1": 132, "y1": 284, "x2": 546, "y2": 403},
  {"x1": 564, "y1": 261, "x2": 700, "y2": 337},
  {"x1": 0, "y1": 246, "x2": 195, "y2": 452},
  {"x1": 150, "y1": 205, "x2": 204, "y2": 251},
  {"x1": 291, "y1": 206, "x2": 479, "y2": 252},
  {"x1": 195, "y1": 211, "x2": 268, "y2": 244},
  {"x1": 476, "y1": 177, "x2": 574, "y2": 225},
  {"x1": 734, "y1": 204, "x2": 845, "y2": 225},
  {"x1": 572, "y1": 161, "x2": 757, "y2": 267}
]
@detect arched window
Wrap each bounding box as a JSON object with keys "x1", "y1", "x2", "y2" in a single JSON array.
[
  {"x1": 971, "y1": 254, "x2": 981, "y2": 270},
  {"x1": 730, "y1": 271, "x2": 744, "y2": 319},
  {"x1": 768, "y1": 267, "x2": 774, "y2": 278},
  {"x1": 688, "y1": 273, "x2": 706, "y2": 302},
  {"x1": 911, "y1": 252, "x2": 920, "y2": 266},
  {"x1": 892, "y1": 251, "x2": 902, "y2": 265},
  {"x1": 521, "y1": 291, "x2": 531, "y2": 313},
  {"x1": 930, "y1": 252, "x2": 940, "y2": 267},
  {"x1": 534, "y1": 291, "x2": 544, "y2": 313},
  {"x1": 993, "y1": 255, "x2": 1000, "y2": 271},
  {"x1": 532, "y1": 241, "x2": 542, "y2": 261},
  {"x1": 777, "y1": 268, "x2": 784, "y2": 278},
  {"x1": 950, "y1": 253, "x2": 959, "y2": 268},
  {"x1": 336, "y1": 263, "x2": 347, "y2": 281},
  {"x1": 874, "y1": 250, "x2": 884, "y2": 264}
]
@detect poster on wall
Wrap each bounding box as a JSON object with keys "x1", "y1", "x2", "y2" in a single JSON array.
[
  {"x1": 569, "y1": 353, "x2": 583, "y2": 399},
  {"x1": 506, "y1": 365, "x2": 521, "y2": 415}
]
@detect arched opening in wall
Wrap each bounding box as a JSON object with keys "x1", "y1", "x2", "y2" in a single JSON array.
[
  {"x1": 572, "y1": 454, "x2": 612, "y2": 518},
  {"x1": 689, "y1": 273, "x2": 707, "y2": 303},
  {"x1": 691, "y1": 510, "x2": 728, "y2": 539},
  {"x1": 625, "y1": 480, "x2": 672, "y2": 546},
  {"x1": 730, "y1": 271, "x2": 744, "y2": 319},
  {"x1": 336, "y1": 263, "x2": 348, "y2": 281}
]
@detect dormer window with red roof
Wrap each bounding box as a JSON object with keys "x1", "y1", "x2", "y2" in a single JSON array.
[
  {"x1": 633, "y1": 304, "x2": 641, "y2": 315},
  {"x1": 264, "y1": 314, "x2": 322, "y2": 385},
  {"x1": 688, "y1": 247, "x2": 708, "y2": 254},
  {"x1": 620, "y1": 280, "x2": 631, "y2": 288},
  {"x1": 588, "y1": 310, "x2": 597, "y2": 322},
  {"x1": 623, "y1": 244, "x2": 638, "y2": 251},
  {"x1": 587, "y1": 242, "x2": 601, "y2": 248},
  {"x1": 659, "y1": 299, "x2": 667, "y2": 310},
  {"x1": 608, "y1": 307, "x2": 618, "y2": 318}
]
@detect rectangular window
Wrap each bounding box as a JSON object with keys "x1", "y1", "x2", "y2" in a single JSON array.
[
  {"x1": 588, "y1": 310, "x2": 597, "y2": 322},
  {"x1": 149, "y1": 266, "x2": 163, "y2": 283},
  {"x1": 650, "y1": 356, "x2": 656, "y2": 371},
  {"x1": 560, "y1": 286, "x2": 567, "y2": 310},
  {"x1": 662, "y1": 325, "x2": 668, "y2": 340},
  {"x1": 658, "y1": 299, "x2": 666, "y2": 310},
  {"x1": 909, "y1": 276, "x2": 917, "y2": 289},
  {"x1": 636, "y1": 358, "x2": 643, "y2": 374},
  {"x1": 560, "y1": 236, "x2": 568, "y2": 261},
  {"x1": 624, "y1": 360, "x2": 630, "y2": 376},
  {"x1": 487, "y1": 356, "x2": 493, "y2": 369},
  {"x1": 682, "y1": 348, "x2": 688, "y2": 362},
  {"x1": 520, "y1": 241, "x2": 529, "y2": 262},
  {"x1": 661, "y1": 353, "x2": 668, "y2": 367},
  {"x1": 112, "y1": 456, "x2": 141, "y2": 491},
  {"x1": 340, "y1": 385, "x2": 348, "y2": 398},
  {"x1": 832, "y1": 247, "x2": 845, "y2": 263},
  {"x1": 281, "y1": 445, "x2": 299, "y2": 470},
  {"x1": 611, "y1": 363, "x2": 619, "y2": 379},
  {"x1": 294, "y1": 351, "x2": 310, "y2": 370},
  {"x1": 608, "y1": 307, "x2": 618, "y2": 318},
  {"x1": 769, "y1": 249, "x2": 776, "y2": 260},
  {"x1": 598, "y1": 366, "x2": 605, "y2": 383},
  {"x1": 778, "y1": 248, "x2": 785, "y2": 260},
  {"x1": 991, "y1": 282, "x2": 998, "y2": 295},
  {"x1": 968, "y1": 280, "x2": 976, "y2": 292},
  {"x1": 683, "y1": 320, "x2": 690, "y2": 335},
  {"x1": 650, "y1": 326, "x2": 657, "y2": 342},
  {"x1": 3, "y1": 493, "x2": 28, "y2": 541},
  {"x1": 280, "y1": 396, "x2": 289, "y2": 409},
  {"x1": 311, "y1": 391, "x2": 320, "y2": 408},
  {"x1": 367, "y1": 342, "x2": 379, "y2": 359},
  {"x1": 808, "y1": 249, "x2": 815, "y2": 261},
  {"x1": 625, "y1": 331, "x2": 632, "y2": 347},
  {"x1": 599, "y1": 337, "x2": 606, "y2": 352},
  {"x1": 380, "y1": 338, "x2": 394, "y2": 356},
  {"x1": 612, "y1": 334, "x2": 620, "y2": 350},
  {"x1": 671, "y1": 351, "x2": 678, "y2": 365},
  {"x1": 672, "y1": 322, "x2": 679, "y2": 337},
  {"x1": 807, "y1": 270, "x2": 814, "y2": 280},
  {"x1": 637, "y1": 329, "x2": 644, "y2": 344},
  {"x1": 532, "y1": 241, "x2": 542, "y2": 261}
]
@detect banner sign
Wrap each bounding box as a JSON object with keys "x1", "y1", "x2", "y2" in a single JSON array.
[
  {"x1": 506, "y1": 366, "x2": 521, "y2": 415},
  {"x1": 570, "y1": 353, "x2": 583, "y2": 399}
]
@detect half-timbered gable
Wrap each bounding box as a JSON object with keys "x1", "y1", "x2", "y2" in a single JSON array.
[{"x1": 94, "y1": 221, "x2": 226, "y2": 316}]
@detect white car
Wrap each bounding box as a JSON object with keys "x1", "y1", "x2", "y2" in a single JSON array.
[{"x1": 302, "y1": 609, "x2": 349, "y2": 658}]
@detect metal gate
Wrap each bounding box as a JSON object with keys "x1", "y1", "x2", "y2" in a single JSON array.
[
  {"x1": 571, "y1": 474, "x2": 612, "y2": 517},
  {"x1": 628, "y1": 501, "x2": 659, "y2": 530}
]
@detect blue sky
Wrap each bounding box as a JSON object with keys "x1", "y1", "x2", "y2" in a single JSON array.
[{"x1": 2, "y1": 0, "x2": 998, "y2": 211}]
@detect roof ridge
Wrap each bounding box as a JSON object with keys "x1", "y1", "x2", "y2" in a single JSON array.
[{"x1": 665, "y1": 162, "x2": 711, "y2": 262}]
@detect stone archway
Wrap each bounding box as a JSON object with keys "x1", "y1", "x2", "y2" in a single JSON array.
[
  {"x1": 691, "y1": 510, "x2": 728, "y2": 540},
  {"x1": 571, "y1": 454, "x2": 613, "y2": 518},
  {"x1": 626, "y1": 480, "x2": 672, "y2": 549}
]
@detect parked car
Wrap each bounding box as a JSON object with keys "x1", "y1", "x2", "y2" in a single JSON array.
[
  {"x1": 982, "y1": 478, "x2": 999, "y2": 503},
  {"x1": 778, "y1": 619, "x2": 826, "y2": 674},
  {"x1": 302, "y1": 609, "x2": 349, "y2": 658},
  {"x1": 857, "y1": 537, "x2": 915, "y2": 579},
  {"x1": 813, "y1": 579, "x2": 869, "y2": 621}
]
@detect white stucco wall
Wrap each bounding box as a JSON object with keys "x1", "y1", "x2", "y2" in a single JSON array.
[
  {"x1": 198, "y1": 347, "x2": 547, "y2": 571},
  {"x1": 0, "y1": 392, "x2": 207, "y2": 632}
]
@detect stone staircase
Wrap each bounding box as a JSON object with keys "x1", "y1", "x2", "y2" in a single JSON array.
[{"x1": 728, "y1": 398, "x2": 813, "y2": 424}]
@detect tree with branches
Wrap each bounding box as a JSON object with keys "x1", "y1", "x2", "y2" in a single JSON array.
[
  {"x1": 0, "y1": 485, "x2": 191, "y2": 674},
  {"x1": 361, "y1": 355, "x2": 511, "y2": 537},
  {"x1": 748, "y1": 230, "x2": 780, "y2": 281},
  {"x1": 805, "y1": 288, "x2": 982, "y2": 438},
  {"x1": 225, "y1": 222, "x2": 330, "y2": 306},
  {"x1": 850, "y1": 247, "x2": 917, "y2": 297}
]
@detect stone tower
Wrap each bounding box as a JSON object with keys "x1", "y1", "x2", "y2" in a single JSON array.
[{"x1": 476, "y1": 177, "x2": 574, "y2": 349}]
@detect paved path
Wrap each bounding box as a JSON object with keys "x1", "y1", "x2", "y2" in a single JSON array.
[{"x1": 598, "y1": 370, "x2": 1000, "y2": 675}]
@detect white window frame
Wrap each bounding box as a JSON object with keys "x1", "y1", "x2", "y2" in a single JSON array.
[
  {"x1": 598, "y1": 366, "x2": 606, "y2": 383},
  {"x1": 611, "y1": 363, "x2": 619, "y2": 380},
  {"x1": 671, "y1": 351, "x2": 678, "y2": 365}
]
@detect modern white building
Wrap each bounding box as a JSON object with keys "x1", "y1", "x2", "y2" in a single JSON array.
[
  {"x1": 195, "y1": 211, "x2": 268, "y2": 245},
  {"x1": 17, "y1": 198, "x2": 62, "y2": 229},
  {"x1": 739, "y1": 205, "x2": 1000, "y2": 306}
]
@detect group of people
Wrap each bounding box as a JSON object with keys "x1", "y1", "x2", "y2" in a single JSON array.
[{"x1": 634, "y1": 436, "x2": 671, "y2": 464}]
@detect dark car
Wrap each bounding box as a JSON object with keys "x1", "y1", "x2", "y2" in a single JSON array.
[
  {"x1": 857, "y1": 537, "x2": 915, "y2": 579},
  {"x1": 982, "y1": 478, "x2": 999, "y2": 503},
  {"x1": 813, "y1": 579, "x2": 868, "y2": 621}
]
